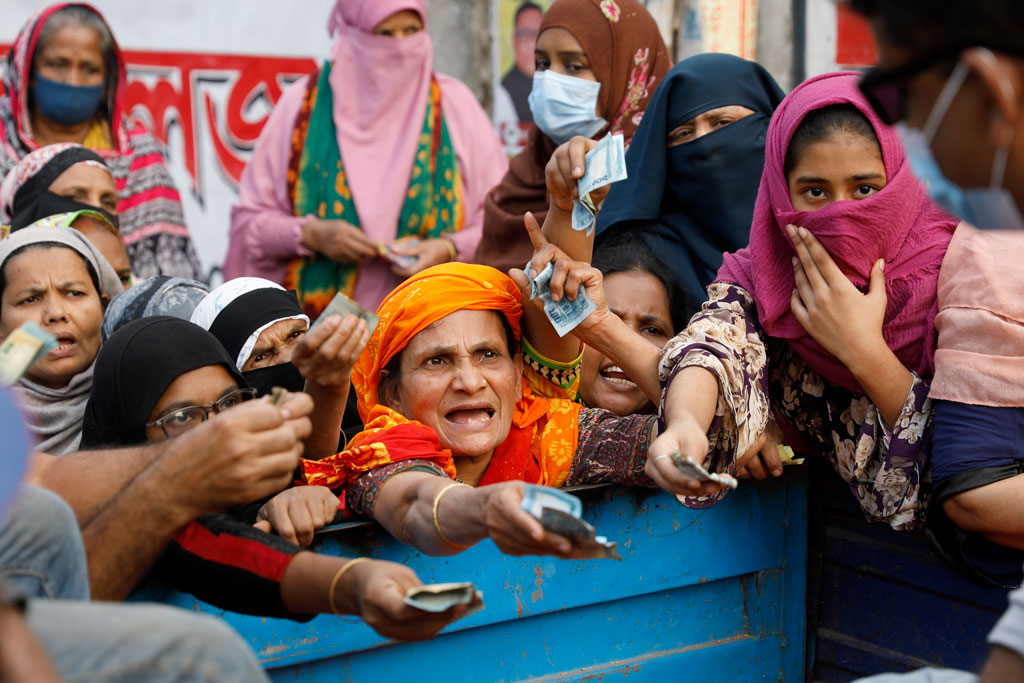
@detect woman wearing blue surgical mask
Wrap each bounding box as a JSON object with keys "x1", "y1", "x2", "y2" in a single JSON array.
[
  {"x1": 475, "y1": 0, "x2": 670, "y2": 275},
  {"x1": 0, "y1": 3, "x2": 203, "y2": 282}
]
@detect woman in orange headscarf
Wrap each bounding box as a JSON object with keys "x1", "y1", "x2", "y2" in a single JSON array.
[{"x1": 300, "y1": 262, "x2": 689, "y2": 557}]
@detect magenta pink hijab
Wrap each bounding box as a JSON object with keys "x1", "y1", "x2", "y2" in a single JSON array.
[
  {"x1": 326, "y1": 0, "x2": 432, "y2": 245},
  {"x1": 717, "y1": 72, "x2": 958, "y2": 393}
]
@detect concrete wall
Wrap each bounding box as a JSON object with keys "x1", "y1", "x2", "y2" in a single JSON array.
[{"x1": 427, "y1": 0, "x2": 494, "y2": 110}]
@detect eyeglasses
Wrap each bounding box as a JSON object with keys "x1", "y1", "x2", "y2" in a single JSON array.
[
  {"x1": 145, "y1": 387, "x2": 258, "y2": 438},
  {"x1": 858, "y1": 44, "x2": 967, "y2": 125}
]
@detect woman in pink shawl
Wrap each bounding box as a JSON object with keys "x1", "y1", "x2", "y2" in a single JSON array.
[
  {"x1": 648, "y1": 72, "x2": 959, "y2": 531},
  {"x1": 226, "y1": 0, "x2": 507, "y2": 316}
]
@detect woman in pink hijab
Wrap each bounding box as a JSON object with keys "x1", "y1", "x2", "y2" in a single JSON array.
[
  {"x1": 646, "y1": 72, "x2": 958, "y2": 531},
  {"x1": 225, "y1": 0, "x2": 507, "y2": 316}
]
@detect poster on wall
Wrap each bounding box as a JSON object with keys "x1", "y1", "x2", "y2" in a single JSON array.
[
  {"x1": 677, "y1": 0, "x2": 758, "y2": 61},
  {"x1": 492, "y1": 0, "x2": 551, "y2": 156}
]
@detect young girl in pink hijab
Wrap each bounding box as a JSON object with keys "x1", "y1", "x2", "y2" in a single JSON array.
[
  {"x1": 225, "y1": 0, "x2": 507, "y2": 316},
  {"x1": 647, "y1": 72, "x2": 959, "y2": 531}
]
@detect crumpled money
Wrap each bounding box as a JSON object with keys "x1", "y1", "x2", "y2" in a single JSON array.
[{"x1": 571, "y1": 133, "x2": 627, "y2": 236}]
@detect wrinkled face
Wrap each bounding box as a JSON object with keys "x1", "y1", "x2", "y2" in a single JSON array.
[
  {"x1": 388, "y1": 310, "x2": 523, "y2": 460},
  {"x1": 513, "y1": 8, "x2": 543, "y2": 76},
  {"x1": 668, "y1": 105, "x2": 756, "y2": 147},
  {"x1": 579, "y1": 271, "x2": 672, "y2": 416},
  {"x1": 0, "y1": 246, "x2": 104, "y2": 388},
  {"x1": 49, "y1": 164, "x2": 119, "y2": 216},
  {"x1": 787, "y1": 132, "x2": 887, "y2": 211},
  {"x1": 373, "y1": 10, "x2": 423, "y2": 38},
  {"x1": 241, "y1": 318, "x2": 308, "y2": 371},
  {"x1": 34, "y1": 24, "x2": 105, "y2": 87},
  {"x1": 535, "y1": 27, "x2": 597, "y2": 82},
  {"x1": 72, "y1": 216, "x2": 131, "y2": 290},
  {"x1": 144, "y1": 364, "x2": 238, "y2": 442}
]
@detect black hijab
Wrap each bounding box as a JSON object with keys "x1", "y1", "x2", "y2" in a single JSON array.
[
  {"x1": 80, "y1": 317, "x2": 244, "y2": 447},
  {"x1": 10, "y1": 146, "x2": 120, "y2": 231},
  {"x1": 595, "y1": 53, "x2": 785, "y2": 302}
]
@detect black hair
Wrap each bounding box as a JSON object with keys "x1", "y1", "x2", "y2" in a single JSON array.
[
  {"x1": 592, "y1": 224, "x2": 697, "y2": 334},
  {"x1": 514, "y1": 1, "x2": 543, "y2": 26},
  {"x1": 0, "y1": 242, "x2": 102, "y2": 312},
  {"x1": 850, "y1": 0, "x2": 1024, "y2": 55},
  {"x1": 783, "y1": 104, "x2": 881, "y2": 178},
  {"x1": 377, "y1": 313, "x2": 519, "y2": 409}
]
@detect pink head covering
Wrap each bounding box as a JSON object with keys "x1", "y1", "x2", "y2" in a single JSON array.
[
  {"x1": 325, "y1": 0, "x2": 432, "y2": 245},
  {"x1": 717, "y1": 72, "x2": 958, "y2": 393}
]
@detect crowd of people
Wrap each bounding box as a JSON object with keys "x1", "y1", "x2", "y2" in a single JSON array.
[{"x1": 0, "y1": 0, "x2": 1022, "y2": 680}]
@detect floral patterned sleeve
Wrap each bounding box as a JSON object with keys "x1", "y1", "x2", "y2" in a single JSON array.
[
  {"x1": 657, "y1": 282, "x2": 771, "y2": 508},
  {"x1": 773, "y1": 346, "x2": 933, "y2": 531},
  {"x1": 565, "y1": 409, "x2": 658, "y2": 487},
  {"x1": 345, "y1": 460, "x2": 448, "y2": 518}
]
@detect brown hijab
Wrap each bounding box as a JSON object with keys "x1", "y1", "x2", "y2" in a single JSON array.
[{"x1": 475, "y1": 0, "x2": 670, "y2": 274}]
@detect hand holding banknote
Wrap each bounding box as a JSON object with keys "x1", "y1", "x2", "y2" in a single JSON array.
[
  {"x1": 545, "y1": 135, "x2": 605, "y2": 213},
  {"x1": 509, "y1": 213, "x2": 611, "y2": 338},
  {"x1": 292, "y1": 310, "x2": 371, "y2": 391}
]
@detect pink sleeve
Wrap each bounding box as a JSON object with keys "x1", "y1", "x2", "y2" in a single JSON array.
[
  {"x1": 438, "y1": 75, "x2": 509, "y2": 262},
  {"x1": 224, "y1": 77, "x2": 314, "y2": 281}
]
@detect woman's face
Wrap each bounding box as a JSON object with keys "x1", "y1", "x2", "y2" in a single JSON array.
[
  {"x1": 534, "y1": 28, "x2": 597, "y2": 82},
  {"x1": 71, "y1": 216, "x2": 131, "y2": 290},
  {"x1": 34, "y1": 24, "x2": 105, "y2": 88},
  {"x1": 578, "y1": 270, "x2": 673, "y2": 416},
  {"x1": 787, "y1": 132, "x2": 887, "y2": 211},
  {"x1": 0, "y1": 246, "x2": 104, "y2": 388},
  {"x1": 373, "y1": 10, "x2": 423, "y2": 38},
  {"x1": 387, "y1": 310, "x2": 523, "y2": 460},
  {"x1": 241, "y1": 318, "x2": 308, "y2": 372},
  {"x1": 668, "y1": 105, "x2": 756, "y2": 147},
  {"x1": 49, "y1": 164, "x2": 119, "y2": 217},
  {"x1": 144, "y1": 365, "x2": 239, "y2": 442}
]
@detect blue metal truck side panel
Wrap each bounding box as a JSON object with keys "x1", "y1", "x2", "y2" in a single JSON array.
[{"x1": 140, "y1": 475, "x2": 808, "y2": 681}]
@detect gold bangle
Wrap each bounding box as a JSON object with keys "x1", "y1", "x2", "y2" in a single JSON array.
[
  {"x1": 440, "y1": 236, "x2": 458, "y2": 262},
  {"x1": 432, "y1": 482, "x2": 472, "y2": 549},
  {"x1": 328, "y1": 557, "x2": 371, "y2": 615}
]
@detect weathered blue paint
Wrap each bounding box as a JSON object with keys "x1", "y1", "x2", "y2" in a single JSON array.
[
  {"x1": 141, "y1": 474, "x2": 808, "y2": 681},
  {"x1": 809, "y1": 468, "x2": 1006, "y2": 681}
]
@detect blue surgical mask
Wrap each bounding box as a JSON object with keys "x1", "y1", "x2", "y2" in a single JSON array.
[
  {"x1": 528, "y1": 69, "x2": 607, "y2": 145},
  {"x1": 31, "y1": 71, "x2": 105, "y2": 127},
  {"x1": 898, "y1": 60, "x2": 1024, "y2": 231}
]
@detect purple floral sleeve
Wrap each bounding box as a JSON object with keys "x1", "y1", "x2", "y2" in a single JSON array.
[
  {"x1": 657, "y1": 283, "x2": 772, "y2": 508},
  {"x1": 771, "y1": 345, "x2": 932, "y2": 530},
  {"x1": 658, "y1": 282, "x2": 933, "y2": 530}
]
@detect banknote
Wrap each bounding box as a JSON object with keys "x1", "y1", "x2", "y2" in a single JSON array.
[
  {"x1": 309, "y1": 291, "x2": 379, "y2": 336},
  {"x1": 404, "y1": 581, "x2": 484, "y2": 618},
  {"x1": 520, "y1": 483, "x2": 582, "y2": 519},
  {"x1": 0, "y1": 321, "x2": 57, "y2": 386},
  {"x1": 379, "y1": 238, "x2": 421, "y2": 271},
  {"x1": 571, "y1": 133, "x2": 627, "y2": 235},
  {"x1": 525, "y1": 261, "x2": 597, "y2": 337},
  {"x1": 539, "y1": 508, "x2": 621, "y2": 560},
  {"x1": 521, "y1": 485, "x2": 620, "y2": 560},
  {"x1": 668, "y1": 451, "x2": 739, "y2": 490}
]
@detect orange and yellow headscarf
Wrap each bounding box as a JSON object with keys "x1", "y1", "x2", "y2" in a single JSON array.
[{"x1": 301, "y1": 263, "x2": 581, "y2": 491}]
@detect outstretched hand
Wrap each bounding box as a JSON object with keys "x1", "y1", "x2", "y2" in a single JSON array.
[
  {"x1": 545, "y1": 136, "x2": 609, "y2": 214},
  {"x1": 507, "y1": 212, "x2": 611, "y2": 335},
  {"x1": 788, "y1": 225, "x2": 888, "y2": 370}
]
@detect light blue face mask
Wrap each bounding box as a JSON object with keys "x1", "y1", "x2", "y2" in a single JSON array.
[
  {"x1": 528, "y1": 69, "x2": 607, "y2": 145},
  {"x1": 897, "y1": 60, "x2": 1024, "y2": 231}
]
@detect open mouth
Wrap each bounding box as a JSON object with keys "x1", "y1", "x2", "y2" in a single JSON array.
[
  {"x1": 599, "y1": 365, "x2": 637, "y2": 388},
  {"x1": 48, "y1": 334, "x2": 78, "y2": 357},
  {"x1": 444, "y1": 405, "x2": 496, "y2": 426}
]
